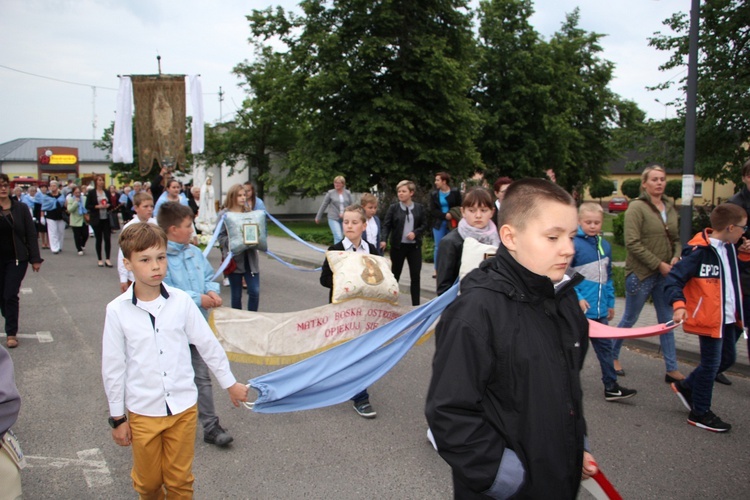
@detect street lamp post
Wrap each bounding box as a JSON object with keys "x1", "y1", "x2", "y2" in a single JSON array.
[{"x1": 680, "y1": 0, "x2": 700, "y2": 246}]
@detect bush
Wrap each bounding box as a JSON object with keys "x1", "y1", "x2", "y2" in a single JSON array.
[
  {"x1": 621, "y1": 178, "x2": 641, "y2": 199},
  {"x1": 692, "y1": 204, "x2": 713, "y2": 234},
  {"x1": 422, "y1": 236, "x2": 435, "y2": 264},
  {"x1": 612, "y1": 212, "x2": 625, "y2": 246},
  {"x1": 612, "y1": 265, "x2": 626, "y2": 298}
]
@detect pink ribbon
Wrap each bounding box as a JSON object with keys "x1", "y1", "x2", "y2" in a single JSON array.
[{"x1": 588, "y1": 320, "x2": 679, "y2": 339}]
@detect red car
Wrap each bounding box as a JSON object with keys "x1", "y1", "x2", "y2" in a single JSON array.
[{"x1": 608, "y1": 197, "x2": 629, "y2": 213}]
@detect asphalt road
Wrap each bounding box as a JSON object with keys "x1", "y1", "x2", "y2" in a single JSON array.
[{"x1": 5, "y1": 233, "x2": 750, "y2": 499}]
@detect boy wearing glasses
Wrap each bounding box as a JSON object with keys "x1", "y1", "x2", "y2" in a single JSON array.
[{"x1": 665, "y1": 203, "x2": 749, "y2": 432}]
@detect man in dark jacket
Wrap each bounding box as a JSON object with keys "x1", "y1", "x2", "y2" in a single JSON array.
[
  {"x1": 426, "y1": 179, "x2": 598, "y2": 499},
  {"x1": 726, "y1": 158, "x2": 750, "y2": 372}
]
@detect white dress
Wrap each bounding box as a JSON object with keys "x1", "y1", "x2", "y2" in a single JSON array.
[{"x1": 196, "y1": 181, "x2": 217, "y2": 233}]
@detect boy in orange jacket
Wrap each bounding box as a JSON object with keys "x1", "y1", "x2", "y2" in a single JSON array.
[{"x1": 665, "y1": 203, "x2": 749, "y2": 432}]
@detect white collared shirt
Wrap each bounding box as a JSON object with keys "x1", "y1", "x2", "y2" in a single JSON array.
[
  {"x1": 365, "y1": 217, "x2": 378, "y2": 248},
  {"x1": 101, "y1": 283, "x2": 236, "y2": 417},
  {"x1": 117, "y1": 216, "x2": 158, "y2": 284},
  {"x1": 342, "y1": 237, "x2": 371, "y2": 254},
  {"x1": 709, "y1": 237, "x2": 737, "y2": 324}
]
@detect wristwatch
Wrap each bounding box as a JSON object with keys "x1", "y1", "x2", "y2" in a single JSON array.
[{"x1": 108, "y1": 416, "x2": 128, "y2": 428}]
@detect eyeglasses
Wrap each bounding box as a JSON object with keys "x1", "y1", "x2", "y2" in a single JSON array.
[
  {"x1": 0, "y1": 183, "x2": 10, "y2": 189},
  {"x1": 734, "y1": 224, "x2": 749, "y2": 232}
]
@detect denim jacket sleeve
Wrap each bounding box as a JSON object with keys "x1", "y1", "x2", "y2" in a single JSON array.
[{"x1": 483, "y1": 448, "x2": 525, "y2": 499}]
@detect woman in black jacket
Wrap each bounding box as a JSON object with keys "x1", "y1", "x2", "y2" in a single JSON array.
[
  {"x1": 380, "y1": 180, "x2": 427, "y2": 306},
  {"x1": 0, "y1": 173, "x2": 43, "y2": 348},
  {"x1": 85, "y1": 175, "x2": 113, "y2": 267}
]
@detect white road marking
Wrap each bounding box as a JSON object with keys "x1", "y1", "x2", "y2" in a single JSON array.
[
  {"x1": 24, "y1": 448, "x2": 112, "y2": 488},
  {"x1": 0, "y1": 332, "x2": 54, "y2": 343},
  {"x1": 20, "y1": 288, "x2": 32, "y2": 294}
]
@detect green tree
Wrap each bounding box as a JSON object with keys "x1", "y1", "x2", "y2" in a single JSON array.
[
  {"x1": 474, "y1": 4, "x2": 639, "y2": 195},
  {"x1": 665, "y1": 178, "x2": 682, "y2": 203},
  {"x1": 248, "y1": 0, "x2": 481, "y2": 196},
  {"x1": 543, "y1": 9, "x2": 625, "y2": 194},
  {"x1": 650, "y1": 0, "x2": 750, "y2": 186},
  {"x1": 473, "y1": 0, "x2": 550, "y2": 180},
  {"x1": 589, "y1": 178, "x2": 615, "y2": 202},
  {"x1": 621, "y1": 178, "x2": 641, "y2": 199},
  {"x1": 200, "y1": 47, "x2": 299, "y2": 199}
]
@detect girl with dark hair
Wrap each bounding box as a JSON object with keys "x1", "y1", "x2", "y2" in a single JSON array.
[{"x1": 435, "y1": 188, "x2": 499, "y2": 295}]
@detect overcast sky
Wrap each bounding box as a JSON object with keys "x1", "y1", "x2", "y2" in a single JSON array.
[{"x1": 0, "y1": 0, "x2": 688, "y2": 146}]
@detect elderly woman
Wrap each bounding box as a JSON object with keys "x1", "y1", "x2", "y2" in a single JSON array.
[
  {"x1": 315, "y1": 176, "x2": 352, "y2": 244},
  {"x1": 614, "y1": 165, "x2": 684, "y2": 382},
  {"x1": 41, "y1": 180, "x2": 66, "y2": 254},
  {"x1": 0, "y1": 173, "x2": 43, "y2": 348}
]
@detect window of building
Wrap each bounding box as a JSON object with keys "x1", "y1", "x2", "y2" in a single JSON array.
[{"x1": 694, "y1": 181, "x2": 703, "y2": 197}]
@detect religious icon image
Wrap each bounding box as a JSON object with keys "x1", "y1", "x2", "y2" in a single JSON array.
[{"x1": 361, "y1": 256, "x2": 385, "y2": 286}]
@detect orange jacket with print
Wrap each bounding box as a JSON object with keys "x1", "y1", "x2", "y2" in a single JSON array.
[{"x1": 664, "y1": 229, "x2": 750, "y2": 338}]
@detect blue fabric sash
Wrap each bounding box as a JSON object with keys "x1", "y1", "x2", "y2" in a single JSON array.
[{"x1": 247, "y1": 282, "x2": 459, "y2": 413}]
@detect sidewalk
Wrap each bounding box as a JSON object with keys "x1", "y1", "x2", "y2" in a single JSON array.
[{"x1": 266, "y1": 234, "x2": 750, "y2": 377}]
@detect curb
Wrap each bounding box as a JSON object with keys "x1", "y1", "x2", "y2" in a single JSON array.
[{"x1": 626, "y1": 338, "x2": 750, "y2": 379}]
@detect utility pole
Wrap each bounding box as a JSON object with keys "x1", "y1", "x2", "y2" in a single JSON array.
[
  {"x1": 680, "y1": 0, "x2": 700, "y2": 245},
  {"x1": 218, "y1": 86, "x2": 224, "y2": 122},
  {"x1": 91, "y1": 86, "x2": 98, "y2": 140}
]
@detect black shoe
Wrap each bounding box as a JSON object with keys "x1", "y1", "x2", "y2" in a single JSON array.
[
  {"x1": 615, "y1": 369, "x2": 625, "y2": 377},
  {"x1": 687, "y1": 410, "x2": 731, "y2": 432},
  {"x1": 604, "y1": 383, "x2": 637, "y2": 402},
  {"x1": 715, "y1": 372, "x2": 732, "y2": 386},
  {"x1": 204, "y1": 425, "x2": 233, "y2": 447},
  {"x1": 665, "y1": 373, "x2": 683, "y2": 384},
  {"x1": 671, "y1": 381, "x2": 693, "y2": 411},
  {"x1": 353, "y1": 399, "x2": 377, "y2": 419}
]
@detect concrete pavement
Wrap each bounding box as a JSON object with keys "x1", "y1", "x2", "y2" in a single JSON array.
[{"x1": 265, "y1": 234, "x2": 750, "y2": 378}]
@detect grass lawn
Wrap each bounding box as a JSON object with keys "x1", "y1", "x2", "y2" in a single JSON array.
[{"x1": 267, "y1": 220, "x2": 334, "y2": 246}]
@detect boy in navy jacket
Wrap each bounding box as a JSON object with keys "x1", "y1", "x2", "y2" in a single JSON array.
[{"x1": 665, "y1": 203, "x2": 749, "y2": 432}]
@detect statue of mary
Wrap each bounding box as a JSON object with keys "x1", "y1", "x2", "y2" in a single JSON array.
[{"x1": 195, "y1": 176, "x2": 217, "y2": 233}]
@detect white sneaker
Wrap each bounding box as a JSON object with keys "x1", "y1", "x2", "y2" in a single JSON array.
[
  {"x1": 78, "y1": 251, "x2": 84, "y2": 256},
  {"x1": 222, "y1": 278, "x2": 230, "y2": 287},
  {"x1": 426, "y1": 428, "x2": 438, "y2": 451}
]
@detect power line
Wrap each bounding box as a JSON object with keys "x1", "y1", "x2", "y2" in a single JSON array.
[
  {"x1": 0, "y1": 63, "x2": 227, "y2": 95},
  {"x1": 0, "y1": 63, "x2": 118, "y2": 91}
]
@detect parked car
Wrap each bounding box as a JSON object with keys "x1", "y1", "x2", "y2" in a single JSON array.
[{"x1": 608, "y1": 197, "x2": 629, "y2": 213}]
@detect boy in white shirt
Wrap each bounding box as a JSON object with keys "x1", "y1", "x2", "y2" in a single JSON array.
[
  {"x1": 102, "y1": 223, "x2": 248, "y2": 498},
  {"x1": 118, "y1": 192, "x2": 156, "y2": 292}
]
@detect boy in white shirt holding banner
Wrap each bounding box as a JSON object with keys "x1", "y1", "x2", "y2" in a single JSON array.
[{"x1": 102, "y1": 223, "x2": 248, "y2": 498}]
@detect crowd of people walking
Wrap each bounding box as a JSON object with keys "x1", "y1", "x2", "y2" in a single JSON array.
[{"x1": 3, "y1": 162, "x2": 750, "y2": 498}]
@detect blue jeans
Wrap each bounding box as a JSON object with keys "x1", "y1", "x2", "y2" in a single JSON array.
[
  {"x1": 351, "y1": 389, "x2": 369, "y2": 404},
  {"x1": 432, "y1": 220, "x2": 450, "y2": 270},
  {"x1": 229, "y1": 269, "x2": 260, "y2": 311},
  {"x1": 328, "y1": 218, "x2": 343, "y2": 245},
  {"x1": 718, "y1": 323, "x2": 741, "y2": 375},
  {"x1": 590, "y1": 318, "x2": 618, "y2": 389},
  {"x1": 615, "y1": 272, "x2": 678, "y2": 372},
  {"x1": 682, "y1": 325, "x2": 740, "y2": 415}
]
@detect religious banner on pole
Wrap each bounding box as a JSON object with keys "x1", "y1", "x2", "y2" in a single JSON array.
[{"x1": 131, "y1": 74, "x2": 186, "y2": 176}]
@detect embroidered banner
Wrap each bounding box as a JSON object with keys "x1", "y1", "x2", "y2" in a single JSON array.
[
  {"x1": 131, "y1": 75, "x2": 186, "y2": 175},
  {"x1": 210, "y1": 298, "x2": 415, "y2": 365}
]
